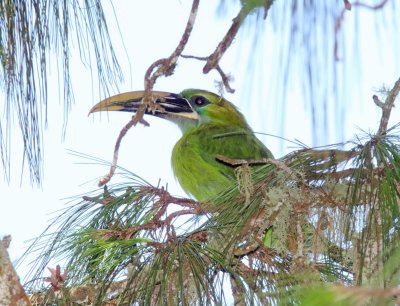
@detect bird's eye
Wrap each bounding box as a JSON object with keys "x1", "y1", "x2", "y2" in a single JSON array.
[{"x1": 192, "y1": 96, "x2": 208, "y2": 107}]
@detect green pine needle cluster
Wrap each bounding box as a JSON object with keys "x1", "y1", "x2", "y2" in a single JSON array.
[{"x1": 22, "y1": 124, "x2": 400, "y2": 304}]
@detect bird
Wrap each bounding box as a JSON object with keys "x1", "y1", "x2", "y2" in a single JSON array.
[{"x1": 89, "y1": 89, "x2": 273, "y2": 202}]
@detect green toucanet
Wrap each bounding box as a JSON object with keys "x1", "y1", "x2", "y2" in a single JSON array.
[{"x1": 89, "y1": 89, "x2": 273, "y2": 202}]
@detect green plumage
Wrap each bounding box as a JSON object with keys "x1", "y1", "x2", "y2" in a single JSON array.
[{"x1": 171, "y1": 89, "x2": 273, "y2": 201}]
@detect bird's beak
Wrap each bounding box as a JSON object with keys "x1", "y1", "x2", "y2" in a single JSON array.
[{"x1": 89, "y1": 91, "x2": 199, "y2": 120}]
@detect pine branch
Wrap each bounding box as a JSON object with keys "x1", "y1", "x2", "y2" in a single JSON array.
[{"x1": 375, "y1": 77, "x2": 400, "y2": 135}]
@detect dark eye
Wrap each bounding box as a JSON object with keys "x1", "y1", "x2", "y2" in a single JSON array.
[{"x1": 192, "y1": 96, "x2": 208, "y2": 107}]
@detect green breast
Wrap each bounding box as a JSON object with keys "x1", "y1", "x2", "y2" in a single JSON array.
[{"x1": 171, "y1": 124, "x2": 272, "y2": 202}]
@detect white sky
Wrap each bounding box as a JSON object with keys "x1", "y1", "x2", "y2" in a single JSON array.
[{"x1": 1, "y1": 0, "x2": 399, "y2": 281}]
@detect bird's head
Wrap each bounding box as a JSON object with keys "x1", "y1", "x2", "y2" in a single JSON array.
[{"x1": 89, "y1": 89, "x2": 250, "y2": 132}]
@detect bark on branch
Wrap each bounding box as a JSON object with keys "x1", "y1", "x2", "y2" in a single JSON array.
[{"x1": 0, "y1": 236, "x2": 31, "y2": 306}]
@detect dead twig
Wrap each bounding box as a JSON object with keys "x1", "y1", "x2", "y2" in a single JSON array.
[
  {"x1": 139, "y1": 186, "x2": 201, "y2": 210},
  {"x1": 202, "y1": 2, "x2": 273, "y2": 92},
  {"x1": 140, "y1": 0, "x2": 199, "y2": 121},
  {"x1": 348, "y1": 0, "x2": 388, "y2": 10},
  {"x1": 181, "y1": 54, "x2": 235, "y2": 93},
  {"x1": 202, "y1": 2, "x2": 276, "y2": 75},
  {"x1": 335, "y1": 0, "x2": 389, "y2": 61},
  {"x1": 215, "y1": 65, "x2": 235, "y2": 93},
  {"x1": 216, "y1": 154, "x2": 294, "y2": 175},
  {"x1": 97, "y1": 116, "x2": 148, "y2": 187},
  {"x1": 182, "y1": 2, "x2": 274, "y2": 94},
  {"x1": 88, "y1": 186, "x2": 207, "y2": 242},
  {"x1": 98, "y1": 0, "x2": 199, "y2": 187},
  {"x1": 202, "y1": 12, "x2": 242, "y2": 75}
]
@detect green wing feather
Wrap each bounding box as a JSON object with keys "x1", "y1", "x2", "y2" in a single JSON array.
[{"x1": 172, "y1": 124, "x2": 272, "y2": 201}]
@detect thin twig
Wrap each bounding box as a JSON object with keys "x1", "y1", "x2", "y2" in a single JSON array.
[
  {"x1": 93, "y1": 186, "x2": 207, "y2": 242},
  {"x1": 335, "y1": 0, "x2": 389, "y2": 61},
  {"x1": 215, "y1": 65, "x2": 235, "y2": 93},
  {"x1": 180, "y1": 54, "x2": 208, "y2": 61},
  {"x1": 100, "y1": 209, "x2": 202, "y2": 242},
  {"x1": 203, "y1": 1, "x2": 273, "y2": 74},
  {"x1": 216, "y1": 154, "x2": 294, "y2": 175},
  {"x1": 216, "y1": 155, "x2": 271, "y2": 166},
  {"x1": 97, "y1": 117, "x2": 142, "y2": 186},
  {"x1": 99, "y1": 0, "x2": 199, "y2": 187},
  {"x1": 140, "y1": 186, "x2": 200, "y2": 210},
  {"x1": 140, "y1": 0, "x2": 200, "y2": 117},
  {"x1": 203, "y1": 13, "x2": 243, "y2": 74},
  {"x1": 181, "y1": 54, "x2": 235, "y2": 93},
  {"x1": 183, "y1": 2, "x2": 274, "y2": 93},
  {"x1": 350, "y1": 0, "x2": 388, "y2": 10}
]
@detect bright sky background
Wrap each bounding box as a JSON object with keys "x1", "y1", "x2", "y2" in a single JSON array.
[{"x1": 1, "y1": 0, "x2": 399, "y2": 281}]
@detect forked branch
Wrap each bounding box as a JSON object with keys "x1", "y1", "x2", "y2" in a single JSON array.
[{"x1": 375, "y1": 77, "x2": 400, "y2": 135}]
